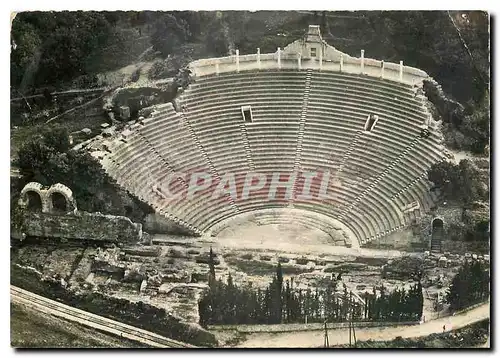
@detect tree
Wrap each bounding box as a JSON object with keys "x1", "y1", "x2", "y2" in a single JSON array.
[
  {"x1": 428, "y1": 159, "x2": 485, "y2": 206},
  {"x1": 10, "y1": 19, "x2": 42, "y2": 90},
  {"x1": 275, "y1": 262, "x2": 284, "y2": 323},
  {"x1": 204, "y1": 16, "x2": 229, "y2": 57},
  {"x1": 459, "y1": 92, "x2": 490, "y2": 153},
  {"x1": 416, "y1": 280, "x2": 424, "y2": 320},
  {"x1": 446, "y1": 260, "x2": 490, "y2": 311},
  {"x1": 208, "y1": 246, "x2": 216, "y2": 286},
  {"x1": 198, "y1": 265, "x2": 424, "y2": 326},
  {"x1": 17, "y1": 125, "x2": 69, "y2": 183},
  {"x1": 15, "y1": 125, "x2": 153, "y2": 221},
  {"x1": 11, "y1": 12, "x2": 136, "y2": 88},
  {"x1": 151, "y1": 14, "x2": 190, "y2": 57}
]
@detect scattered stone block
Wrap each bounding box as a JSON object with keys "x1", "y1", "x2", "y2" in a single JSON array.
[
  {"x1": 119, "y1": 106, "x2": 131, "y2": 120},
  {"x1": 80, "y1": 128, "x2": 92, "y2": 135}
]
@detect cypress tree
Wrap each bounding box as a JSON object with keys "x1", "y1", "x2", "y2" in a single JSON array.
[
  {"x1": 208, "y1": 246, "x2": 216, "y2": 286},
  {"x1": 363, "y1": 291, "x2": 369, "y2": 319},
  {"x1": 285, "y1": 279, "x2": 291, "y2": 322},
  {"x1": 341, "y1": 284, "x2": 349, "y2": 321},
  {"x1": 416, "y1": 281, "x2": 424, "y2": 320},
  {"x1": 275, "y1": 264, "x2": 283, "y2": 323}
]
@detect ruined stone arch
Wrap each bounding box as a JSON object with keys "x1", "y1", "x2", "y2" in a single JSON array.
[
  {"x1": 46, "y1": 183, "x2": 77, "y2": 213},
  {"x1": 19, "y1": 182, "x2": 45, "y2": 212}
]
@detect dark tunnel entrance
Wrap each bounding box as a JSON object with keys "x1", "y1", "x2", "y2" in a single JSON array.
[
  {"x1": 431, "y1": 218, "x2": 444, "y2": 252},
  {"x1": 26, "y1": 191, "x2": 43, "y2": 212},
  {"x1": 50, "y1": 192, "x2": 68, "y2": 213}
]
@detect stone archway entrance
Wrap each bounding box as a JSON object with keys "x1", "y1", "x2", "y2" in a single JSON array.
[
  {"x1": 431, "y1": 218, "x2": 444, "y2": 253},
  {"x1": 49, "y1": 192, "x2": 68, "y2": 213},
  {"x1": 25, "y1": 191, "x2": 43, "y2": 212}
]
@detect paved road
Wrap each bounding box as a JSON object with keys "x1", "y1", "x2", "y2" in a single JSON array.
[
  {"x1": 11, "y1": 285, "x2": 194, "y2": 348},
  {"x1": 237, "y1": 301, "x2": 490, "y2": 348}
]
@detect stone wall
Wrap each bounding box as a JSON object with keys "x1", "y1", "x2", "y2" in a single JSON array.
[
  {"x1": 16, "y1": 181, "x2": 143, "y2": 243},
  {"x1": 419, "y1": 205, "x2": 489, "y2": 254},
  {"x1": 20, "y1": 211, "x2": 143, "y2": 243},
  {"x1": 143, "y1": 212, "x2": 195, "y2": 235},
  {"x1": 440, "y1": 240, "x2": 489, "y2": 254}
]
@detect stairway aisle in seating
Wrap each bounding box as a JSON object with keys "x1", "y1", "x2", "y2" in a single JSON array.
[
  {"x1": 239, "y1": 122, "x2": 255, "y2": 171},
  {"x1": 336, "y1": 130, "x2": 364, "y2": 174},
  {"x1": 289, "y1": 69, "x2": 312, "y2": 207},
  {"x1": 178, "y1": 111, "x2": 241, "y2": 216}
]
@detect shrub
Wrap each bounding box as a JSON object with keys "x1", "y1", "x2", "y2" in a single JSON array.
[
  {"x1": 168, "y1": 248, "x2": 187, "y2": 259},
  {"x1": 295, "y1": 258, "x2": 309, "y2": 265},
  {"x1": 148, "y1": 60, "x2": 168, "y2": 80},
  {"x1": 130, "y1": 68, "x2": 141, "y2": 83}
]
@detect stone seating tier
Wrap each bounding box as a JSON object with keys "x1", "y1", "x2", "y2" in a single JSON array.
[{"x1": 96, "y1": 69, "x2": 444, "y2": 245}]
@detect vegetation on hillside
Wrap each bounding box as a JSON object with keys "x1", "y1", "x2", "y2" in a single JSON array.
[
  {"x1": 446, "y1": 260, "x2": 489, "y2": 311},
  {"x1": 12, "y1": 11, "x2": 488, "y2": 98},
  {"x1": 427, "y1": 159, "x2": 489, "y2": 246},
  {"x1": 11, "y1": 12, "x2": 129, "y2": 90},
  {"x1": 13, "y1": 125, "x2": 153, "y2": 222},
  {"x1": 441, "y1": 92, "x2": 489, "y2": 153},
  {"x1": 428, "y1": 159, "x2": 489, "y2": 207}
]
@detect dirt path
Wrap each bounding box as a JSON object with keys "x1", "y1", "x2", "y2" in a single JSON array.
[{"x1": 237, "y1": 302, "x2": 490, "y2": 348}]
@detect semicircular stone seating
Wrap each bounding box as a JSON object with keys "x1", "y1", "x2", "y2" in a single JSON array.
[{"x1": 97, "y1": 68, "x2": 445, "y2": 246}]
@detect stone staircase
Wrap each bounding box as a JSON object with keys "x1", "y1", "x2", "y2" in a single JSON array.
[
  {"x1": 430, "y1": 227, "x2": 444, "y2": 253},
  {"x1": 337, "y1": 131, "x2": 364, "y2": 174},
  {"x1": 239, "y1": 122, "x2": 255, "y2": 171},
  {"x1": 289, "y1": 69, "x2": 312, "y2": 207}
]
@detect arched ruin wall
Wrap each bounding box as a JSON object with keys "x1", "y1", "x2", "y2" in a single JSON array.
[{"x1": 16, "y1": 182, "x2": 142, "y2": 243}]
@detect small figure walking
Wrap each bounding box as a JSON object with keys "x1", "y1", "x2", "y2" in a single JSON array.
[{"x1": 442, "y1": 324, "x2": 446, "y2": 333}]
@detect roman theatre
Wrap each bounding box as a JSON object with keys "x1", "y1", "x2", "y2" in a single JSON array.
[{"x1": 83, "y1": 25, "x2": 445, "y2": 253}]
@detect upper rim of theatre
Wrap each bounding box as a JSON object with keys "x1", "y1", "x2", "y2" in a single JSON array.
[{"x1": 187, "y1": 24, "x2": 429, "y2": 83}]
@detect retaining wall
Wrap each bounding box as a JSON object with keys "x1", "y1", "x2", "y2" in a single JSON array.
[
  {"x1": 208, "y1": 320, "x2": 418, "y2": 333},
  {"x1": 20, "y1": 211, "x2": 143, "y2": 243}
]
